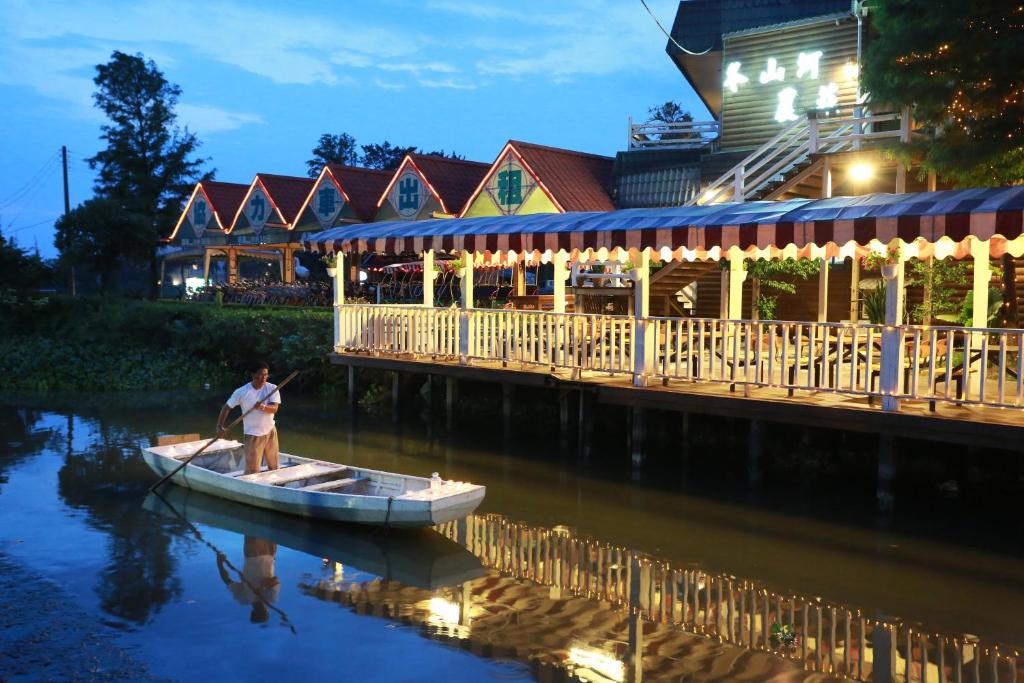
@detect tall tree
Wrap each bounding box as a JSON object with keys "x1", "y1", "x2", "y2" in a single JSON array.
[
  {"x1": 361, "y1": 142, "x2": 417, "y2": 170},
  {"x1": 85, "y1": 51, "x2": 209, "y2": 297},
  {"x1": 54, "y1": 198, "x2": 150, "y2": 295},
  {"x1": 863, "y1": 1, "x2": 1024, "y2": 186},
  {"x1": 306, "y1": 133, "x2": 360, "y2": 178}
]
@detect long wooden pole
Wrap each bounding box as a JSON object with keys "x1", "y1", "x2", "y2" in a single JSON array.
[{"x1": 148, "y1": 370, "x2": 299, "y2": 492}]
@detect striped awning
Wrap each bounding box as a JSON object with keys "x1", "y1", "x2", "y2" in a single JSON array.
[{"x1": 303, "y1": 187, "x2": 1024, "y2": 263}]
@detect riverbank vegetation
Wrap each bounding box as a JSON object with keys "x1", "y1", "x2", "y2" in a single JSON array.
[{"x1": 0, "y1": 298, "x2": 338, "y2": 392}]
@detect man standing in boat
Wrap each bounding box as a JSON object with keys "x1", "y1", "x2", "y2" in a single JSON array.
[{"x1": 217, "y1": 361, "x2": 281, "y2": 475}]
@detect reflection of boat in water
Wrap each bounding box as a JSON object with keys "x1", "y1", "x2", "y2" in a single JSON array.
[
  {"x1": 142, "y1": 437, "x2": 485, "y2": 527},
  {"x1": 143, "y1": 486, "x2": 484, "y2": 590}
]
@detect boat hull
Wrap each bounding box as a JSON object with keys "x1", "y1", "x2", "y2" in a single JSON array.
[{"x1": 141, "y1": 444, "x2": 484, "y2": 528}]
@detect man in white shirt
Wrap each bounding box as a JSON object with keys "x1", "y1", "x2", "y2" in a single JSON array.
[{"x1": 217, "y1": 361, "x2": 282, "y2": 475}]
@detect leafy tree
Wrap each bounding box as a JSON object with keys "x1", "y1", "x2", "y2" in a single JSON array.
[
  {"x1": 746, "y1": 258, "x2": 821, "y2": 320},
  {"x1": 0, "y1": 227, "x2": 50, "y2": 294},
  {"x1": 306, "y1": 133, "x2": 360, "y2": 178},
  {"x1": 85, "y1": 51, "x2": 210, "y2": 297},
  {"x1": 361, "y1": 142, "x2": 417, "y2": 170},
  {"x1": 906, "y1": 257, "x2": 968, "y2": 324},
  {"x1": 863, "y1": 0, "x2": 1024, "y2": 186},
  {"x1": 645, "y1": 101, "x2": 700, "y2": 143},
  {"x1": 54, "y1": 198, "x2": 150, "y2": 294},
  {"x1": 421, "y1": 149, "x2": 465, "y2": 160}
]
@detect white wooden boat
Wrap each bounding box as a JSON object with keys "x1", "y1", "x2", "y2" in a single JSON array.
[{"x1": 141, "y1": 436, "x2": 486, "y2": 528}]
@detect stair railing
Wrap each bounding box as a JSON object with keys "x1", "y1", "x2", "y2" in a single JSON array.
[{"x1": 689, "y1": 106, "x2": 912, "y2": 205}]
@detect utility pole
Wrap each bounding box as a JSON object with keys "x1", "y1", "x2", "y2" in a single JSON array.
[{"x1": 62, "y1": 145, "x2": 75, "y2": 297}]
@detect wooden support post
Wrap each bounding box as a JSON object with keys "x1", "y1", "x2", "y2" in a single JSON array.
[
  {"x1": 879, "y1": 254, "x2": 904, "y2": 411},
  {"x1": 277, "y1": 251, "x2": 285, "y2": 282},
  {"x1": 502, "y1": 383, "x2": 514, "y2": 438},
  {"x1": 202, "y1": 248, "x2": 212, "y2": 282},
  {"x1": 227, "y1": 249, "x2": 238, "y2": 284},
  {"x1": 969, "y1": 238, "x2": 991, "y2": 396},
  {"x1": 333, "y1": 251, "x2": 345, "y2": 352},
  {"x1": 423, "y1": 248, "x2": 435, "y2": 307},
  {"x1": 347, "y1": 365, "x2": 356, "y2": 409},
  {"x1": 728, "y1": 246, "x2": 746, "y2": 320},
  {"x1": 821, "y1": 157, "x2": 833, "y2": 199},
  {"x1": 849, "y1": 256, "x2": 860, "y2": 321},
  {"x1": 391, "y1": 371, "x2": 401, "y2": 421},
  {"x1": 895, "y1": 164, "x2": 907, "y2": 194},
  {"x1": 817, "y1": 259, "x2": 829, "y2": 323},
  {"x1": 877, "y1": 433, "x2": 895, "y2": 514},
  {"x1": 630, "y1": 407, "x2": 646, "y2": 467},
  {"x1": 748, "y1": 419, "x2": 763, "y2": 488},
  {"x1": 459, "y1": 250, "x2": 474, "y2": 365},
  {"x1": 445, "y1": 376, "x2": 457, "y2": 430},
  {"x1": 632, "y1": 248, "x2": 654, "y2": 387},
  {"x1": 349, "y1": 250, "x2": 360, "y2": 285},
  {"x1": 927, "y1": 171, "x2": 937, "y2": 192},
  {"x1": 512, "y1": 261, "x2": 526, "y2": 297}
]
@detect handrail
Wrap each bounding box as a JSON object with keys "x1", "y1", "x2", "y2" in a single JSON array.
[{"x1": 628, "y1": 117, "x2": 720, "y2": 150}]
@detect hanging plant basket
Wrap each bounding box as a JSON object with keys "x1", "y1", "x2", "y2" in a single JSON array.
[
  {"x1": 326, "y1": 267, "x2": 338, "y2": 277},
  {"x1": 881, "y1": 264, "x2": 898, "y2": 280}
]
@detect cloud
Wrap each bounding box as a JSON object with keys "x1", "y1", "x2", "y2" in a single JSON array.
[
  {"x1": 378, "y1": 61, "x2": 458, "y2": 74},
  {"x1": 417, "y1": 77, "x2": 478, "y2": 90},
  {"x1": 176, "y1": 104, "x2": 265, "y2": 134}
]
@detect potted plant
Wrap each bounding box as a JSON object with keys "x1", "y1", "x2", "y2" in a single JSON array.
[
  {"x1": 862, "y1": 245, "x2": 901, "y2": 280},
  {"x1": 322, "y1": 253, "x2": 338, "y2": 277}
]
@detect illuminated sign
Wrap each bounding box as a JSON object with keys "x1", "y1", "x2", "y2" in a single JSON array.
[
  {"x1": 245, "y1": 186, "x2": 271, "y2": 234},
  {"x1": 190, "y1": 196, "x2": 211, "y2": 237},
  {"x1": 484, "y1": 153, "x2": 537, "y2": 215},
  {"x1": 388, "y1": 169, "x2": 426, "y2": 219},
  {"x1": 313, "y1": 176, "x2": 343, "y2": 228},
  {"x1": 724, "y1": 51, "x2": 852, "y2": 125}
]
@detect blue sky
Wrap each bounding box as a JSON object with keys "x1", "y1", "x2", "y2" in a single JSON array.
[{"x1": 0, "y1": 0, "x2": 705, "y2": 258}]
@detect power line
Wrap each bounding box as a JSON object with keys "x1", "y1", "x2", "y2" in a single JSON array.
[
  {"x1": 7, "y1": 216, "x2": 61, "y2": 233},
  {"x1": 0, "y1": 151, "x2": 61, "y2": 209},
  {"x1": 3, "y1": 160, "x2": 60, "y2": 231},
  {"x1": 638, "y1": 0, "x2": 713, "y2": 56}
]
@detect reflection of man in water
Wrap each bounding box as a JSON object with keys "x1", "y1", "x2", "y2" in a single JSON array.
[{"x1": 217, "y1": 537, "x2": 280, "y2": 623}]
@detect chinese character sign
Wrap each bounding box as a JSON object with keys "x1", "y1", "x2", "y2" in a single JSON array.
[
  {"x1": 313, "y1": 178, "x2": 343, "y2": 228},
  {"x1": 190, "y1": 197, "x2": 210, "y2": 237},
  {"x1": 389, "y1": 170, "x2": 425, "y2": 219},
  {"x1": 484, "y1": 153, "x2": 537, "y2": 215},
  {"x1": 245, "y1": 187, "x2": 270, "y2": 233}
]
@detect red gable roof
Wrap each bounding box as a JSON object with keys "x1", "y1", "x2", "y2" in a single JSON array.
[
  {"x1": 199, "y1": 181, "x2": 248, "y2": 230},
  {"x1": 256, "y1": 173, "x2": 315, "y2": 225},
  {"x1": 509, "y1": 141, "x2": 615, "y2": 212},
  {"x1": 406, "y1": 155, "x2": 490, "y2": 215},
  {"x1": 327, "y1": 165, "x2": 393, "y2": 221}
]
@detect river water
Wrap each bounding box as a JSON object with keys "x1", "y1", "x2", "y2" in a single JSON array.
[{"x1": 2, "y1": 392, "x2": 1022, "y2": 682}]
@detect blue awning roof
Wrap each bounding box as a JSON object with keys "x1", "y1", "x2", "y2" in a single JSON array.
[{"x1": 304, "y1": 187, "x2": 1024, "y2": 260}]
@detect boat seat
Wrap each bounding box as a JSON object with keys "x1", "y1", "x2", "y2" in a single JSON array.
[
  {"x1": 237, "y1": 462, "x2": 345, "y2": 486},
  {"x1": 300, "y1": 476, "x2": 367, "y2": 493}
]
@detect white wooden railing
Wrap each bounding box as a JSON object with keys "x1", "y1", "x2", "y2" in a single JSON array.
[
  {"x1": 334, "y1": 305, "x2": 1024, "y2": 413},
  {"x1": 628, "y1": 117, "x2": 720, "y2": 150},
  {"x1": 691, "y1": 106, "x2": 912, "y2": 205}
]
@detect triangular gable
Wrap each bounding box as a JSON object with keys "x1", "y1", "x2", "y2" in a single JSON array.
[
  {"x1": 228, "y1": 174, "x2": 313, "y2": 235},
  {"x1": 376, "y1": 154, "x2": 490, "y2": 219},
  {"x1": 375, "y1": 156, "x2": 441, "y2": 220},
  {"x1": 294, "y1": 167, "x2": 351, "y2": 230},
  {"x1": 328, "y1": 165, "x2": 392, "y2": 221},
  {"x1": 459, "y1": 141, "x2": 615, "y2": 218},
  {"x1": 294, "y1": 165, "x2": 392, "y2": 231},
  {"x1": 167, "y1": 180, "x2": 247, "y2": 242}
]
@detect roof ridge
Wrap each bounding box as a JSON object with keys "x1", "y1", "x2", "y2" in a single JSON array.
[
  {"x1": 201, "y1": 180, "x2": 249, "y2": 188},
  {"x1": 508, "y1": 140, "x2": 613, "y2": 162},
  {"x1": 409, "y1": 154, "x2": 490, "y2": 168},
  {"x1": 327, "y1": 164, "x2": 393, "y2": 176},
  {"x1": 256, "y1": 172, "x2": 315, "y2": 182}
]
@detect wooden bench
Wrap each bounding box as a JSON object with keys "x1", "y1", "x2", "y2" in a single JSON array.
[
  {"x1": 300, "y1": 477, "x2": 366, "y2": 493},
  {"x1": 237, "y1": 462, "x2": 345, "y2": 486}
]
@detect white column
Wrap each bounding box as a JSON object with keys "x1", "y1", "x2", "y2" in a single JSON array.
[
  {"x1": 458, "y1": 250, "x2": 474, "y2": 364},
  {"x1": 879, "y1": 257, "x2": 904, "y2": 411},
  {"x1": 632, "y1": 248, "x2": 653, "y2": 387},
  {"x1": 817, "y1": 259, "x2": 829, "y2": 323},
  {"x1": 849, "y1": 256, "x2": 860, "y2": 321},
  {"x1": 333, "y1": 250, "x2": 345, "y2": 352},
  {"x1": 728, "y1": 246, "x2": 746, "y2": 320},
  {"x1": 969, "y1": 238, "x2": 991, "y2": 396},
  {"x1": 422, "y1": 249, "x2": 435, "y2": 307},
  {"x1": 552, "y1": 250, "x2": 569, "y2": 314}
]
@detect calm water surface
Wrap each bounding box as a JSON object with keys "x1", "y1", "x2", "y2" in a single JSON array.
[{"x1": 2, "y1": 392, "x2": 1022, "y2": 682}]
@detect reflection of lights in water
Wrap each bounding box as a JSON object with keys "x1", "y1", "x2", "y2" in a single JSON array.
[
  {"x1": 552, "y1": 525, "x2": 573, "y2": 537},
  {"x1": 427, "y1": 597, "x2": 460, "y2": 626},
  {"x1": 568, "y1": 646, "x2": 624, "y2": 683}
]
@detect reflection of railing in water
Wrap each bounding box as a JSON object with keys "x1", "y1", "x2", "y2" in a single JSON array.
[{"x1": 437, "y1": 514, "x2": 1023, "y2": 683}]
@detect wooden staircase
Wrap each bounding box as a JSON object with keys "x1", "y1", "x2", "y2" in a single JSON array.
[{"x1": 650, "y1": 260, "x2": 718, "y2": 316}]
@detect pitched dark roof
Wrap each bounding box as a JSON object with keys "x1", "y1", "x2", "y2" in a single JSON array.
[
  {"x1": 667, "y1": 0, "x2": 853, "y2": 54},
  {"x1": 256, "y1": 173, "x2": 315, "y2": 225},
  {"x1": 199, "y1": 181, "x2": 248, "y2": 229},
  {"x1": 408, "y1": 155, "x2": 490, "y2": 215},
  {"x1": 327, "y1": 165, "x2": 393, "y2": 221},
  {"x1": 510, "y1": 141, "x2": 615, "y2": 213}
]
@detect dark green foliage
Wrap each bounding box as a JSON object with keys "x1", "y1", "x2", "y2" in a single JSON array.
[
  {"x1": 79, "y1": 51, "x2": 210, "y2": 298},
  {"x1": 0, "y1": 299, "x2": 340, "y2": 392},
  {"x1": 906, "y1": 257, "x2": 968, "y2": 324},
  {"x1": 306, "y1": 133, "x2": 360, "y2": 178},
  {"x1": 747, "y1": 258, "x2": 821, "y2": 320},
  {"x1": 54, "y1": 198, "x2": 151, "y2": 294},
  {"x1": 863, "y1": 0, "x2": 1024, "y2": 186},
  {"x1": 862, "y1": 282, "x2": 887, "y2": 324},
  {"x1": 0, "y1": 228, "x2": 51, "y2": 296},
  {"x1": 360, "y1": 142, "x2": 418, "y2": 170}
]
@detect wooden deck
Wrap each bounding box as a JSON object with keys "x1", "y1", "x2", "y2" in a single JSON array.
[{"x1": 330, "y1": 351, "x2": 1024, "y2": 450}]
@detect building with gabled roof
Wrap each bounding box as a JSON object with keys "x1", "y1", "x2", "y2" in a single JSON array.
[
  {"x1": 460, "y1": 140, "x2": 615, "y2": 218},
  {"x1": 292, "y1": 164, "x2": 393, "y2": 233},
  {"x1": 375, "y1": 154, "x2": 490, "y2": 222},
  {"x1": 167, "y1": 180, "x2": 248, "y2": 245}
]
